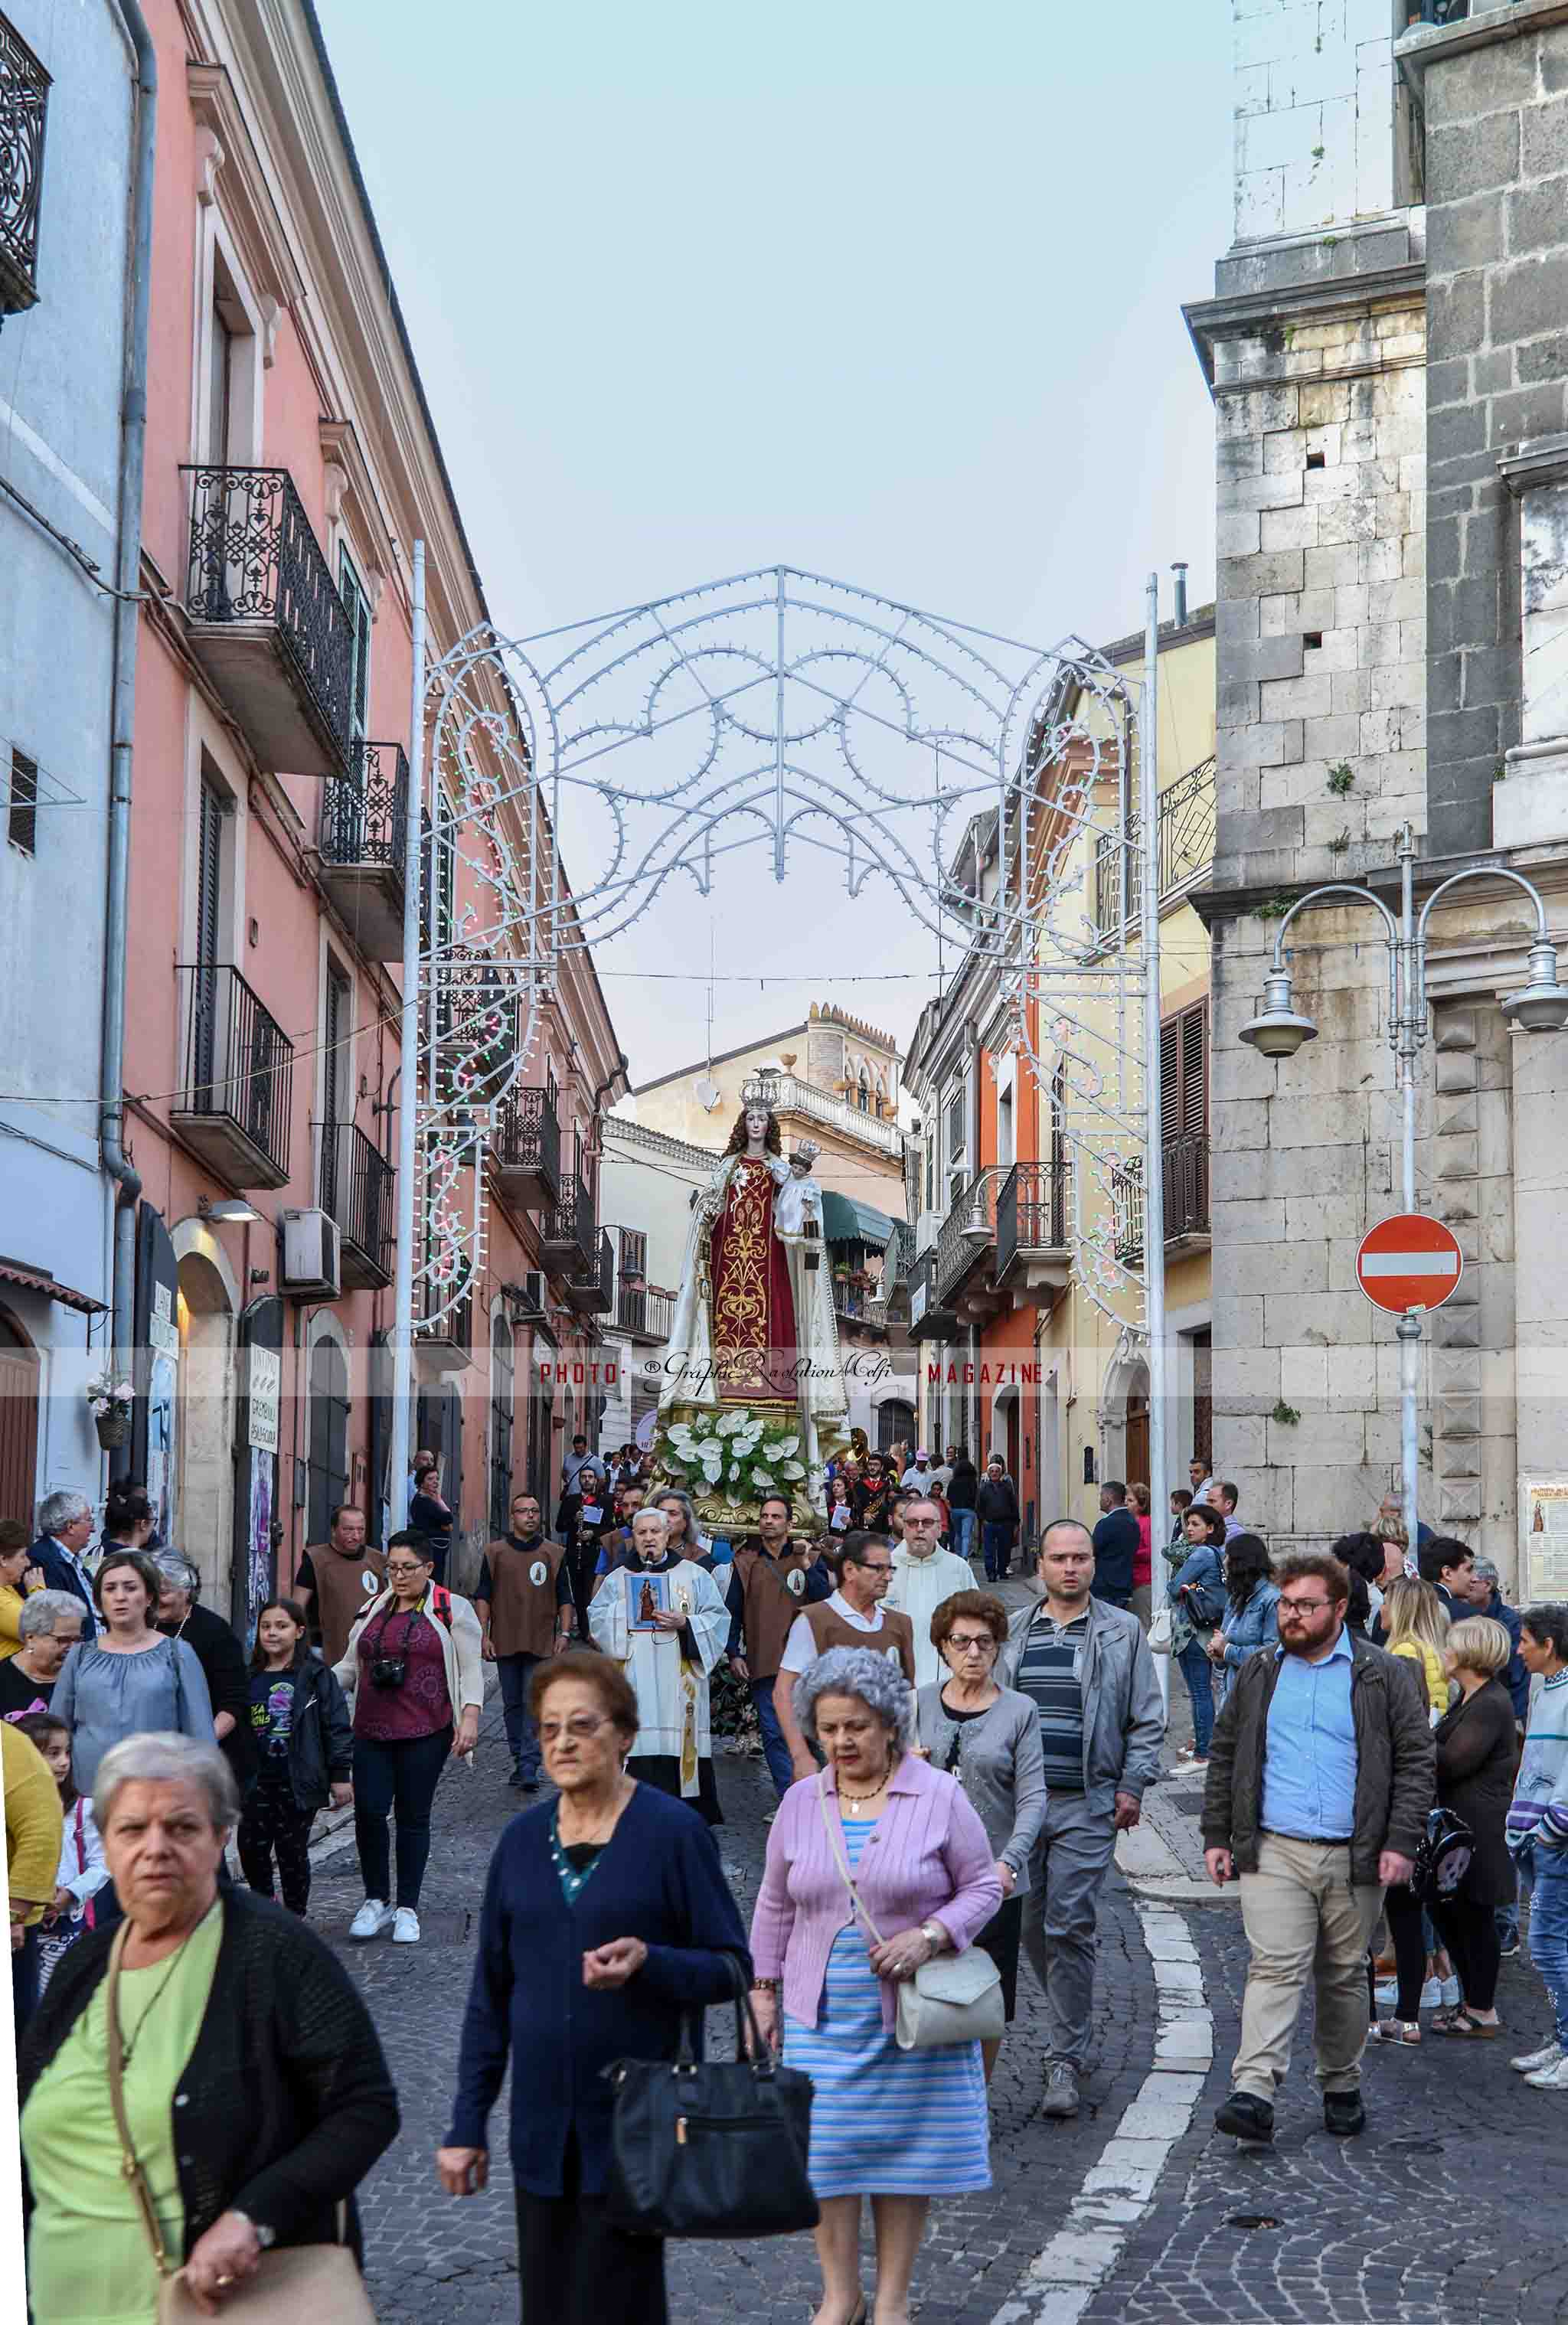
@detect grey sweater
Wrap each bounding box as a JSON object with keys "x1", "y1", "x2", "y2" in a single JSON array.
[{"x1": 915, "y1": 1682, "x2": 1047, "y2": 1890}]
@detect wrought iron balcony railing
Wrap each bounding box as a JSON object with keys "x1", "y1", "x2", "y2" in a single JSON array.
[
  {"x1": 0, "y1": 14, "x2": 48, "y2": 315},
  {"x1": 1093, "y1": 756, "x2": 1216, "y2": 940},
  {"x1": 320, "y1": 743, "x2": 410, "y2": 869},
  {"x1": 541, "y1": 1172, "x2": 595, "y2": 1269},
  {"x1": 571, "y1": 1227, "x2": 613, "y2": 1314},
  {"x1": 172, "y1": 962, "x2": 294, "y2": 1187},
  {"x1": 493, "y1": 1083, "x2": 560, "y2": 1203},
  {"x1": 1112, "y1": 1133, "x2": 1210, "y2": 1262},
  {"x1": 181, "y1": 466, "x2": 354, "y2": 772},
  {"x1": 416, "y1": 1272, "x2": 472, "y2": 1355},
  {"x1": 934, "y1": 1166, "x2": 1010, "y2": 1308},
  {"x1": 996, "y1": 1159, "x2": 1068, "y2": 1278},
  {"x1": 318, "y1": 1118, "x2": 394, "y2": 1288},
  {"x1": 908, "y1": 1247, "x2": 959, "y2": 1342},
  {"x1": 616, "y1": 1283, "x2": 675, "y2": 1340}
]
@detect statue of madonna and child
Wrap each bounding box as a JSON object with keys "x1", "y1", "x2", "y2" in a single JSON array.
[{"x1": 654, "y1": 1102, "x2": 849, "y2": 1531}]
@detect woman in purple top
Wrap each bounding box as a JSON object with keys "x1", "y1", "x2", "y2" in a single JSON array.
[{"x1": 750, "y1": 1646, "x2": 1000, "y2": 2325}]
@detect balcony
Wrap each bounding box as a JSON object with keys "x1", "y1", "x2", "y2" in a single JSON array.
[
  {"x1": 933, "y1": 1167, "x2": 1013, "y2": 1321},
  {"x1": 415, "y1": 1272, "x2": 472, "y2": 1364},
  {"x1": 171, "y1": 963, "x2": 293, "y2": 1187},
  {"x1": 181, "y1": 466, "x2": 353, "y2": 776},
  {"x1": 1093, "y1": 756, "x2": 1216, "y2": 942},
  {"x1": 567, "y1": 1227, "x2": 613, "y2": 1314},
  {"x1": 995, "y1": 1160, "x2": 1071, "y2": 1306},
  {"x1": 1112, "y1": 1133, "x2": 1211, "y2": 1264},
  {"x1": 616, "y1": 1284, "x2": 675, "y2": 1343},
  {"x1": 318, "y1": 1119, "x2": 394, "y2": 1291},
  {"x1": 1408, "y1": 1, "x2": 1468, "y2": 21},
  {"x1": 740, "y1": 1070, "x2": 903, "y2": 1158},
  {"x1": 541, "y1": 1172, "x2": 595, "y2": 1273},
  {"x1": 492, "y1": 1085, "x2": 560, "y2": 1212},
  {"x1": 907, "y1": 1249, "x2": 958, "y2": 1345},
  {"x1": 316, "y1": 744, "x2": 411, "y2": 959},
  {"x1": 0, "y1": 15, "x2": 48, "y2": 317}
]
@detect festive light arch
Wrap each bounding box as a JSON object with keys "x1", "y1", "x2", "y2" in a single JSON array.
[{"x1": 410, "y1": 564, "x2": 1160, "y2": 1339}]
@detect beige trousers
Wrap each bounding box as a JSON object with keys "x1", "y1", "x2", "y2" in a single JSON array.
[{"x1": 1232, "y1": 1834, "x2": 1383, "y2": 2100}]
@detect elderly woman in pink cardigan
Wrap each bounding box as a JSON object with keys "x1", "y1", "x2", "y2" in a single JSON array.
[{"x1": 750, "y1": 1645, "x2": 1001, "y2": 2325}]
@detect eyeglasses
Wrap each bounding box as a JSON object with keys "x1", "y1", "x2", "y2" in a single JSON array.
[
  {"x1": 1278, "y1": 1595, "x2": 1332, "y2": 1615},
  {"x1": 860, "y1": 1561, "x2": 893, "y2": 1576},
  {"x1": 386, "y1": 1563, "x2": 429, "y2": 1579},
  {"x1": 539, "y1": 1714, "x2": 612, "y2": 1743},
  {"x1": 948, "y1": 1634, "x2": 997, "y2": 1656}
]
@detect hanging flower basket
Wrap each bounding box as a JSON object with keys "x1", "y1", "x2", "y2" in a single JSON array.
[{"x1": 87, "y1": 1373, "x2": 134, "y2": 1450}]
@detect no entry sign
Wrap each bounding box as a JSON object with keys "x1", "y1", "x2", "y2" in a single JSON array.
[{"x1": 1356, "y1": 1213, "x2": 1464, "y2": 1314}]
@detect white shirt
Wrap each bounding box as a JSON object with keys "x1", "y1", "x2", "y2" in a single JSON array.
[
  {"x1": 901, "y1": 1465, "x2": 934, "y2": 1492},
  {"x1": 929, "y1": 1464, "x2": 953, "y2": 1493},
  {"x1": 779, "y1": 1588, "x2": 887, "y2": 1674},
  {"x1": 884, "y1": 1543, "x2": 976, "y2": 1688}
]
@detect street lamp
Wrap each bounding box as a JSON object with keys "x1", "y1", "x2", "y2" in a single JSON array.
[{"x1": 1238, "y1": 822, "x2": 1568, "y2": 1546}]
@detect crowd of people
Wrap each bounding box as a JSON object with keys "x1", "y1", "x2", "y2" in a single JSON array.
[{"x1": 10, "y1": 1438, "x2": 1568, "y2": 2325}]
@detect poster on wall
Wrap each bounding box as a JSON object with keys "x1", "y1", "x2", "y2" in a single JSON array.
[
  {"x1": 247, "y1": 1461, "x2": 274, "y2": 1651},
  {"x1": 247, "y1": 1347, "x2": 280, "y2": 1455},
  {"x1": 146, "y1": 1285, "x2": 178, "y2": 1548},
  {"x1": 1521, "y1": 1478, "x2": 1568, "y2": 1601},
  {"x1": 234, "y1": 1297, "x2": 283, "y2": 1648}
]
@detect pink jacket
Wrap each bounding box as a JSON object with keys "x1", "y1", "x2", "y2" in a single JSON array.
[{"x1": 750, "y1": 1754, "x2": 1002, "y2": 2031}]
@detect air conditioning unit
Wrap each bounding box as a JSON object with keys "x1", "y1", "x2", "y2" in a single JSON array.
[
  {"x1": 280, "y1": 1208, "x2": 341, "y2": 1298},
  {"x1": 914, "y1": 1210, "x2": 942, "y2": 1256},
  {"x1": 505, "y1": 1272, "x2": 546, "y2": 1321}
]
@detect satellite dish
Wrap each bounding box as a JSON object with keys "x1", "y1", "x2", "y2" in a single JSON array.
[{"x1": 694, "y1": 1077, "x2": 721, "y2": 1112}]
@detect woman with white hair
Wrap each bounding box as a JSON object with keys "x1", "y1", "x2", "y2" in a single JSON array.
[
  {"x1": 153, "y1": 1552, "x2": 256, "y2": 1794},
  {"x1": 17, "y1": 1733, "x2": 397, "y2": 2320},
  {"x1": 589, "y1": 1506, "x2": 729, "y2": 1823},
  {"x1": 750, "y1": 1647, "x2": 1001, "y2": 2325}
]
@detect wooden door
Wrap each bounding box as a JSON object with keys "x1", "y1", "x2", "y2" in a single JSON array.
[{"x1": 0, "y1": 1314, "x2": 38, "y2": 1526}]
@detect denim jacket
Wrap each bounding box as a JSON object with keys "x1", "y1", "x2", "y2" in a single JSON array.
[{"x1": 1217, "y1": 1580, "x2": 1281, "y2": 1700}]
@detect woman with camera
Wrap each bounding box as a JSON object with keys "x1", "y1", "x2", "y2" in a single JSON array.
[{"x1": 334, "y1": 1529, "x2": 483, "y2": 1947}]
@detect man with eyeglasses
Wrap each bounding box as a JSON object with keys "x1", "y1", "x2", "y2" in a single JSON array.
[
  {"x1": 773, "y1": 1531, "x2": 916, "y2": 1781},
  {"x1": 998, "y1": 1520, "x2": 1163, "y2": 2118},
  {"x1": 1203, "y1": 1549, "x2": 1434, "y2": 2144}
]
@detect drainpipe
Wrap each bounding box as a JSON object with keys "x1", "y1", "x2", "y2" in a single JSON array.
[{"x1": 101, "y1": 0, "x2": 157, "y2": 1425}]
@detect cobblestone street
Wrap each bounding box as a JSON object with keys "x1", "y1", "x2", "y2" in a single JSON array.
[{"x1": 305, "y1": 1671, "x2": 1567, "y2": 2325}]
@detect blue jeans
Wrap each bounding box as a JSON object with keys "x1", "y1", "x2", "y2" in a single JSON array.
[
  {"x1": 752, "y1": 1676, "x2": 796, "y2": 1797},
  {"x1": 498, "y1": 1651, "x2": 543, "y2": 1780},
  {"x1": 1177, "y1": 1636, "x2": 1216, "y2": 1758},
  {"x1": 1530, "y1": 1845, "x2": 1568, "y2": 2047},
  {"x1": 949, "y1": 1508, "x2": 977, "y2": 1563},
  {"x1": 981, "y1": 1522, "x2": 1014, "y2": 1582}
]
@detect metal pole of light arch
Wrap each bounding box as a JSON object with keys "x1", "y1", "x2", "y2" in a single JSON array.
[
  {"x1": 1138, "y1": 573, "x2": 1169, "y2": 1579},
  {"x1": 389, "y1": 539, "x2": 426, "y2": 1535}
]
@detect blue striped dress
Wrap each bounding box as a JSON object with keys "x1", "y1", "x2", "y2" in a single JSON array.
[{"x1": 782, "y1": 1817, "x2": 991, "y2": 2198}]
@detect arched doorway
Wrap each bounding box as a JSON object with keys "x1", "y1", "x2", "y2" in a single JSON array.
[
  {"x1": 0, "y1": 1311, "x2": 39, "y2": 1526},
  {"x1": 877, "y1": 1399, "x2": 915, "y2": 1457},
  {"x1": 307, "y1": 1334, "x2": 350, "y2": 1546},
  {"x1": 175, "y1": 1249, "x2": 236, "y2": 1605}
]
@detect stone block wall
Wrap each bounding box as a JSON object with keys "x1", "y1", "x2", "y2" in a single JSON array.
[
  {"x1": 1212, "y1": 284, "x2": 1427, "y2": 893},
  {"x1": 1232, "y1": 0, "x2": 1396, "y2": 243},
  {"x1": 1416, "y1": 18, "x2": 1568, "y2": 854}
]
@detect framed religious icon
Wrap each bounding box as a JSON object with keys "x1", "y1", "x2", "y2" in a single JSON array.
[{"x1": 626, "y1": 1566, "x2": 670, "y2": 1632}]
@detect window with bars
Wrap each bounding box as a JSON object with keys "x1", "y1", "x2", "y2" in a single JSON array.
[{"x1": 7, "y1": 749, "x2": 38, "y2": 856}]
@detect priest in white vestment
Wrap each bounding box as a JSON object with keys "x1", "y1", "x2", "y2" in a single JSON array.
[
  {"x1": 588, "y1": 1507, "x2": 730, "y2": 1823},
  {"x1": 884, "y1": 1495, "x2": 980, "y2": 1687}
]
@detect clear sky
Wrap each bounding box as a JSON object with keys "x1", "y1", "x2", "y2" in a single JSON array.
[{"x1": 321, "y1": 0, "x2": 1235, "y2": 1089}]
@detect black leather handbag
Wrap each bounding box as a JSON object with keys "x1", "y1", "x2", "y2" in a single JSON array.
[{"x1": 602, "y1": 1964, "x2": 818, "y2": 2239}]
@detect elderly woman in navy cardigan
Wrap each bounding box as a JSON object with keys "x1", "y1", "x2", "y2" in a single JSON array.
[{"x1": 438, "y1": 1651, "x2": 749, "y2": 2325}]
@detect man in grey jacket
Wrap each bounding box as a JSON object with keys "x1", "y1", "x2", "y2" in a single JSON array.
[{"x1": 1000, "y1": 1519, "x2": 1165, "y2": 2118}]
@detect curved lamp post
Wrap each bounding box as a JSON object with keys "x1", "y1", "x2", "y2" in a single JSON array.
[{"x1": 1239, "y1": 822, "x2": 1568, "y2": 1548}]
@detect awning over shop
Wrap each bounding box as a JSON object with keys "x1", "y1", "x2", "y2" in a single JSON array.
[
  {"x1": 820, "y1": 1192, "x2": 897, "y2": 1250},
  {"x1": 0, "y1": 1257, "x2": 106, "y2": 1316}
]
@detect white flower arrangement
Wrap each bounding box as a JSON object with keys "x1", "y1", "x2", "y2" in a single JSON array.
[
  {"x1": 656, "y1": 1406, "x2": 810, "y2": 1510},
  {"x1": 85, "y1": 1373, "x2": 134, "y2": 1420}
]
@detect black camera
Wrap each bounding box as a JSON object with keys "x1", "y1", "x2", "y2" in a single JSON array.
[{"x1": 369, "y1": 1654, "x2": 407, "y2": 1691}]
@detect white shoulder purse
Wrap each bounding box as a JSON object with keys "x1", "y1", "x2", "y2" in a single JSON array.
[{"x1": 815, "y1": 1775, "x2": 1004, "y2": 2051}]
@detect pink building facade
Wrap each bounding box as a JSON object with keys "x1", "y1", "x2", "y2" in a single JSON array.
[{"x1": 119, "y1": 0, "x2": 624, "y2": 1625}]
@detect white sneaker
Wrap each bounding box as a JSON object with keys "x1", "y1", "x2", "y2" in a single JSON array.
[
  {"x1": 1374, "y1": 1980, "x2": 1397, "y2": 2009},
  {"x1": 1439, "y1": 1974, "x2": 1462, "y2": 2008},
  {"x1": 1514, "y1": 2039, "x2": 1566, "y2": 2075},
  {"x1": 1419, "y1": 1977, "x2": 1442, "y2": 2010},
  {"x1": 348, "y1": 1898, "x2": 393, "y2": 1941},
  {"x1": 392, "y1": 1908, "x2": 421, "y2": 1945},
  {"x1": 1524, "y1": 2052, "x2": 1568, "y2": 2089}
]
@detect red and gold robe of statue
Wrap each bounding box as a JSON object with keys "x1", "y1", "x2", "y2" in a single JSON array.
[{"x1": 708, "y1": 1156, "x2": 799, "y2": 1406}]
